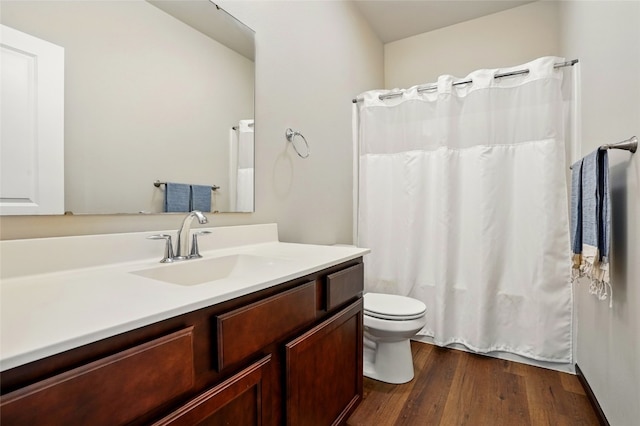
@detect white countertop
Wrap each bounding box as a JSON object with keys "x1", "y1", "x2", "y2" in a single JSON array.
[{"x1": 0, "y1": 224, "x2": 369, "y2": 371}]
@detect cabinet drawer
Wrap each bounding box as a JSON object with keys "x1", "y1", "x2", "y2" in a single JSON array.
[
  {"x1": 325, "y1": 263, "x2": 364, "y2": 311},
  {"x1": 216, "y1": 281, "x2": 316, "y2": 370},
  {"x1": 0, "y1": 327, "x2": 195, "y2": 426},
  {"x1": 153, "y1": 355, "x2": 271, "y2": 426}
]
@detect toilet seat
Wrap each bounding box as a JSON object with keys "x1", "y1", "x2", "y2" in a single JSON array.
[{"x1": 364, "y1": 293, "x2": 426, "y2": 321}]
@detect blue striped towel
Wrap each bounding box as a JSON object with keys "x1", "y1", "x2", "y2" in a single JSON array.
[
  {"x1": 570, "y1": 149, "x2": 611, "y2": 303},
  {"x1": 164, "y1": 183, "x2": 191, "y2": 213}
]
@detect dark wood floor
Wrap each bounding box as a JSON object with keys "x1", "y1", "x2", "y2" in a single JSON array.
[{"x1": 347, "y1": 341, "x2": 600, "y2": 426}]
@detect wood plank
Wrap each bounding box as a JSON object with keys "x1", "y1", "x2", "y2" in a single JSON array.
[
  {"x1": 348, "y1": 341, "x2": 600, "y2": 426},
  {"x1": 560, "y1": 371, "x2": 587, "y2": 395},
  {"x1": 395, "y1": 346, "x2": 461, "y2": 425},
  {"x1": 440, "y1": 353, "x2": 530, "y2": 426},
  {"x1": 487, "y1": 359, "x2": 531, "y2": 425},
  {"x1": 346, "y1": 342, "x2": 433, "y2": 426}
]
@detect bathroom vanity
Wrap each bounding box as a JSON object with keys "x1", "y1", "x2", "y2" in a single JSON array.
[{"x1": 0, "y1": 224, "x2": 368, "y2": 425}]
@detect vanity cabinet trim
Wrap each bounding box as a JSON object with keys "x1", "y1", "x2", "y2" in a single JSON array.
[
  {"x1": 216, "y1": 280, "x2": 316, "y2": 370},
  {"x1": 0, "y1": 326, "x2": 195, "y2": 426},
  {"x1": 152, "y1": 354, "x2": 271, "y2": 426}
]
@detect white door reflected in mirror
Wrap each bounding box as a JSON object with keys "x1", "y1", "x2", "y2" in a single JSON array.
[{"x1": 0, "y1": 24, "x2": 64, "y2": 216}]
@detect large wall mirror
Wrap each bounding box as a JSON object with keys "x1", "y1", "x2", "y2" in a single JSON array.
[{"x1": 0, "y1": 0, "x2": 255, "y2": 215}]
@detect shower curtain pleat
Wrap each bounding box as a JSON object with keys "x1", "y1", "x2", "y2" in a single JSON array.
[{"x1": 355, "y1": 56, "x2": 573, "y2": 363}]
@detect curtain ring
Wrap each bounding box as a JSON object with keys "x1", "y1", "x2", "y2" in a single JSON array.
[{"x1": 285, "y1": 128, "x2": 310, "y2": 158}]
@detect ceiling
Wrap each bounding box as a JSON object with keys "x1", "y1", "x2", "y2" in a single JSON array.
[
  {"x1": 352, "y1": 0, "x2": 537, "y2": 44},
  {"x1": 149, "y1": 0, "x2": 255, "y2": 60}
]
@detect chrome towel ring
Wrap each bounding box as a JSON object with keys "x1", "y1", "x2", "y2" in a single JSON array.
[{"x1": 285, "y1": 128, "x2": 310, "y2": 158}]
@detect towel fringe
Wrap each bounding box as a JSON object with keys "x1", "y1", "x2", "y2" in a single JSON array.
[{"x1": 571, "y1": 253, "x2": 612, "y2": 308}]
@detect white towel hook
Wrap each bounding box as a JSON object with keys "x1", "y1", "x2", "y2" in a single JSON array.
[{"x1": 285, "y1": 128, "x2": 310, "y2": 159}]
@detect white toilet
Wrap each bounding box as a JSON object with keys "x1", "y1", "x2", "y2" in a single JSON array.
[{"x1": 363, "y1": 292, "x2": 427, "y2": 384}]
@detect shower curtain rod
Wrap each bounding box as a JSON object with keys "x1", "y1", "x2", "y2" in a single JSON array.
[{"x1": 352, "y1": 59, "x2": 579, "y2": 103}]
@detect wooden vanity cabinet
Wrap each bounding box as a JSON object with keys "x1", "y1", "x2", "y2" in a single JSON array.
[{"x1": 0, "y1": 258, "x2": 364, "y2": 426}]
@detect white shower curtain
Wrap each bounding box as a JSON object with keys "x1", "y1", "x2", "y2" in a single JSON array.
[
  {"x1": 229, "y1": 119, "x2": 254, "y2": 212},
  {"x1": 355, "y1": 57, "x2": 572, "y2": 363}
]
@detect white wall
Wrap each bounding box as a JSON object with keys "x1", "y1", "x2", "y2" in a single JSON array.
[
  {"x1": 2, "y1": 1, "x2": 254, "y2": 214},
  {"x1": 559, "y1": 2, "x2": 640, "y2": 425},
  {"x1": 0, "y1": 1, "x2": 383, "y2": 242},
  {"x1": 384, "y1": 1, "x2": 560, "y2": 89},
  {"x1": 218, "y1": 1, "x2": 383, "y2": 244}
]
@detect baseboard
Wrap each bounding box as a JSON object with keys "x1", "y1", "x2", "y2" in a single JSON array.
[{"x1": 575, "y1": 364, "x2": 609, "y2": 426}]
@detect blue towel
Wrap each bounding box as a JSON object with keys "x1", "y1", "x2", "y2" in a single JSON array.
[
  {"x1": 581, "y1": 151, "x2": 600, "y2": 250},
  {"x1": 164, "y1": 183, "x2": 191, "y2": 212},
  {"x1": 190, "y1": 184, "x2": 211, "y2": 212},
  {"x1": 599, "y1": 151, "x2": 610, "y2": 263},
  {"x1": 570, "y1": 159, "x2": 583, "y2": 256},
  {"x1": 581, "y1": 149, "x2": 610, "y2": 261},
  {"x1": 570, "y1": 148, "x2": 611, "y2": 302}
]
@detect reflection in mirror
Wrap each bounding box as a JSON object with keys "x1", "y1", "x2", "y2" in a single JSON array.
[{"x1": 0, "y1": 0, "x2": 255, "y2": 215}]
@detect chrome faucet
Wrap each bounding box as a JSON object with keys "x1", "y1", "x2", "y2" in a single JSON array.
[{"x1": 174, "y1": 210, "x2": 208, "y2": 260}]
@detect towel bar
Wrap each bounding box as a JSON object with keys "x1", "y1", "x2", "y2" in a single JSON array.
[
  {"x1": 154, "y1": 180, "x2": 220, "y2": 191},
  {"x1": 570, "y1": 136, "x2": 637, "y2": 169},
  {"x1": 599, "y1": 135, "x2": 637, "y2": 153}
]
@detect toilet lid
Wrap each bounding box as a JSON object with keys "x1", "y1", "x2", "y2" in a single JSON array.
[{"x1": 364, "y1": 293, "x2": 426, "y2": 321}]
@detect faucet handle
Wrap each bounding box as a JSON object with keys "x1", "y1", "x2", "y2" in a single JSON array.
[
  {"x1": 147, "y1": 234, "x2": 175, "y2": 263},
  {"x1": 189, "y1": 230, "x2": 212, "y2": 259}
]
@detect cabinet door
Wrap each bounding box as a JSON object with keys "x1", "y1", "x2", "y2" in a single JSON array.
[
  {"x1": 285, "y1": 299, "x2": 363, "y2": 426},
  {"x1": 1, "y1": 327, "x2": 195, "y2": 426},
  {"x1": 153, "y1": 355, "x2": 271, "y2": 426}
]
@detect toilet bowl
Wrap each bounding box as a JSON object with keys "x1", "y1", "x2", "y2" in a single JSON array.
[{"x1": 363, "y1": 292, "x2": 427, "y2": 384}]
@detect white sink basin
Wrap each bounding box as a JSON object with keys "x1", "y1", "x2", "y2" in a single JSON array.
[{"x1": 131, "y1": 254, "x2": 292, "y2": 286}]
